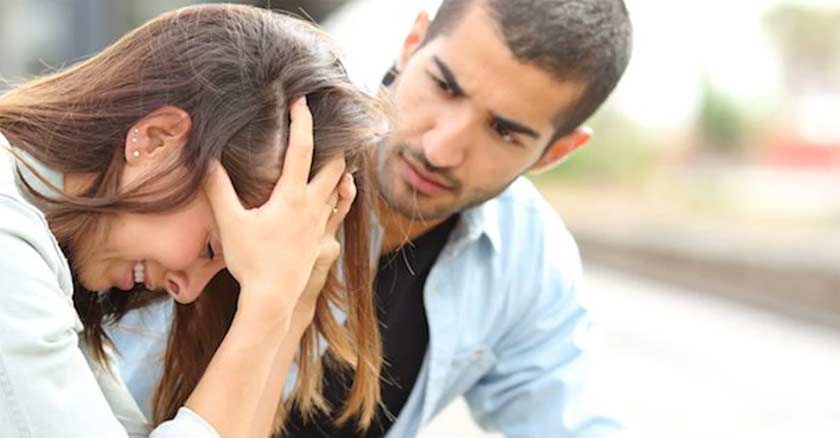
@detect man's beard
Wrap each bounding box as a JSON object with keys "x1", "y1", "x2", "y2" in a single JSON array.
[{"x1": 374, "y1": 141, "x2": 512, "y2": 222}]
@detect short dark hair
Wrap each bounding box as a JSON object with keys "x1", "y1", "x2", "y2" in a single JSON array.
[{"x1": 425, "y1": 0, "x2": 633, "y2": 141}]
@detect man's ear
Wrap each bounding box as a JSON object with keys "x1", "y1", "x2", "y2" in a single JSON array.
[
  {"x1": 529, "y1": 127, "x2": 592, "y2": 174},
  {"x1": 124, "y1": 106, "x2": 192, "y2": 166},
  {"x1": 396, "y1": 11, "x2": 432, "y2": 72}
]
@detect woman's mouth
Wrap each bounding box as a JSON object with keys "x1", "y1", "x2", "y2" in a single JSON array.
[
  {"x1": 116, "y1": 261, "x2": 147, "y2": 291},
  {"x1": 133, "y1": 261, "x2": 145, "y2": 284}
]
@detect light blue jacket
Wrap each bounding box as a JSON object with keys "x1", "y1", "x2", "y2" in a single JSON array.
[
  {"x1": 0, "y1": 133, "x2": 218, "y2": 438},
  {"x1": 109, "y1": 176, "x2": 621, "y2": 437}
]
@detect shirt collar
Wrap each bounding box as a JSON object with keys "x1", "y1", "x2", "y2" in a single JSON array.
[
  {"x1": 453, "y1": 195, "x2": 503, "y2": 254},
  {"x1": 369, "y1": 194, "x2": 504, "y2": 258},
  {"x1": 0, "y1": 131, "x2": 65, "y2": 210}
]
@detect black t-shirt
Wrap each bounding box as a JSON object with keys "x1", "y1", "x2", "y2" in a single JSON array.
[{"x1": 283, "y1": 215, "x2": 459, "y2": 437}]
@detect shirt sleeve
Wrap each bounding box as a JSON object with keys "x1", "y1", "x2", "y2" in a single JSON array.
[
  {"x1": 463, "y1": 221, "x2": 622, "y2": 437},
  {"x1": 0, "y1": 196, "x2": 218, "y2": 438},
  {"x1": 151, "y1": 408, "x2": 220, "y2": 438}
]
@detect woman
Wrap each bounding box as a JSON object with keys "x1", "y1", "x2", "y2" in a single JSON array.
[{"x1": 0, "y1": 4, "x2": 382, "y2": 437}]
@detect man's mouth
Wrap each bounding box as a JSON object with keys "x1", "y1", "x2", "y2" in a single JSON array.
[{"x1": 399, "y1": 156, "x2": 454, "y2": 196}]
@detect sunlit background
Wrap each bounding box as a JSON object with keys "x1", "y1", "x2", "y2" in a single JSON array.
[{"x1": 2, "y1": 1, "x2": 839, "y2": 437}]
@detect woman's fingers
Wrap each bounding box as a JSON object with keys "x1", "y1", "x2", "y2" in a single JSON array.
[
  {"x1": 310, "y1": 156, "x2": 347, "y2": 201},
  {"x1": 204, "y1": 161, "x2": 244, "y2": 230},
  {"x1": 325, "y1": 173, "x2": 356, "y2": 237},
  {"x1": 277, "y1": 96, "x2": 314, "y2": 195}
]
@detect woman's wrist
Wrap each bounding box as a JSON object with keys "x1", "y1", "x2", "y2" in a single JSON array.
[{"x1": 230, "y1": 295, "x2": 293, "y2": 346}]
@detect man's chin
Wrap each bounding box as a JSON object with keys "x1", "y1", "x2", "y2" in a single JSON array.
[
  {"x1": 386, "y1": 196, "x2": 457, "y2": 223},
  {"x1": 376, "y1": 168, "x2": 458, "y2": 221}
]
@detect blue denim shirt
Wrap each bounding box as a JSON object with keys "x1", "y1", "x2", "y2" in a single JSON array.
[{"x1": 108, "y1": 177, "x2": 620, "y2": 437}]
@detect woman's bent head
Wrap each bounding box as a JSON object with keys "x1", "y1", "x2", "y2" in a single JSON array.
[{"x1": 0, "y1": 3, "x2": 383, "y2": 431}]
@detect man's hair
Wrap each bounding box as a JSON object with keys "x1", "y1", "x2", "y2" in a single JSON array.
[{"x1": 425, "y1": 0, "x2": 633, "y2": 140}]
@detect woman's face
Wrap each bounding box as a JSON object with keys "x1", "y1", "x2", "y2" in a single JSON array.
[
  {"x1": 71, "y1": 107, "x2": 227, "y2": 303},
  {"x1": 74, "y1": 190, "x2": 225, "y2": 304}
]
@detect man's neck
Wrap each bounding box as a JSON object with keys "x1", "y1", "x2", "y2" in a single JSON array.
[{"x1": 375, "y1": 194, "x2": 447, "y2": 254}]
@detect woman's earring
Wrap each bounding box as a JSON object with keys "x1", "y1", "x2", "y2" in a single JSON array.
[{"x1": 130, "y1": 129, "x2": 141, "y2": 158}]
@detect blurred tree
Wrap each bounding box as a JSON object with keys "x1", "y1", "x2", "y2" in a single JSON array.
[
  {"x1": 531, "y1": 108, "x2": 657, "y2": 185},
  {"x1": 0, "y1": 0, "x2": 351, "y2": 82},
  {"x1": 695, "y1": 78, "x2": 749, "y2": 157}
]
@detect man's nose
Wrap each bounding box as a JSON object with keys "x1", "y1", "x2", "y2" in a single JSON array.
[{"x1": 422, "y1": 110, "x2": 474, "y2": 168}]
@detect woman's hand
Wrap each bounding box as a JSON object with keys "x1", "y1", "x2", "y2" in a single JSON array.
[
  {"x1": 203, "y1": 97, "x2": 349, "y2": 335},
  {"x1": 288, "y1": 171, "x2": 356, "y2": 334}
]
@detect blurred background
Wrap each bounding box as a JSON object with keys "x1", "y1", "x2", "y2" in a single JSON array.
[{"x1": 2, "y1": 0, "x2": 839, "y2": 436}]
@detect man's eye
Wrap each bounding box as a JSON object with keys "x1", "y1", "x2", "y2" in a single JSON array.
[
  {"x1": 429, "y1": 74, "x2": 454, "y2": 96},
  {"x1": 491, "y1": 120, "x2": 516, "y2": 144}
]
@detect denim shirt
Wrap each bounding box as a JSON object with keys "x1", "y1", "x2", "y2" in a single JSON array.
[
  {"x1": 0, "y1": 133, "x2": 218, "y2": 438},
  {"x1": 109, "y1": 177, "x2": 621, "y2": 437}
]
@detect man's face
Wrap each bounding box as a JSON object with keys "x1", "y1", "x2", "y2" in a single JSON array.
[{"x1": 375, "y1": 5, "x2": 585, "y2": 221}]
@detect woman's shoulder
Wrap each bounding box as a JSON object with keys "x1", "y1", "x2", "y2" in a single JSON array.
[
  {"x1": 0, "y1": 133, "x2": 59, "y2": 258},
  {"x1": 0, "y1": 132, "x2": 20, "y2": 196},
  {"x1": 0, "y1": 193, "x2": 74, "y2": 295},
  {"x1": 0, "y1": 159, "x2": 74, "y2": 300}
]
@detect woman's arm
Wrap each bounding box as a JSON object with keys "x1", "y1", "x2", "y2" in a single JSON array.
[
  {"x1": 247, "y1": 165, "x2": 356, "y2": 438},
  {"x1": 183, "y1": 97, "x2": 352, "y2": 437}
]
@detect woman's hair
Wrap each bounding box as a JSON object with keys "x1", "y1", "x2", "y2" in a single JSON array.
[{"x1": 0, "y1": 4, "x2": 383, "y2": 432}]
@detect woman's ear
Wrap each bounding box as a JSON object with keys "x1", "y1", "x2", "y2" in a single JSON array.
[
  {"x1": 529, "y1": 127, "x2": 592, "y2": 174},
  {"x1": 124, "y1": 106, "x2": 192, "y2": 166}
]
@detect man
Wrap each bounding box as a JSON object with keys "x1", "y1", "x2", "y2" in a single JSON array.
[{"x1": 110, "y1": 0, "x2": 632, "y2": 436}]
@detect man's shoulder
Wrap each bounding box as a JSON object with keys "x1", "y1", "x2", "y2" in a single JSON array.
[
  {"x1": 466, "y1": 177, "x2": 581, "y2": 292},
  {"x1": 488, "y1": 177, "x2": 574, "y2": 249}
]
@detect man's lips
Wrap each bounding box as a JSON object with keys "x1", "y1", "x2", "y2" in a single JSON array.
[{"x1": 399, "y1": 157, "x2": 453, "y2": 196}]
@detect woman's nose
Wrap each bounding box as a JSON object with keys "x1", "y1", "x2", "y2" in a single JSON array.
[
  {"x1": 163, "y1": 260, "x2": 224, "y2": 303},
  {"x1": 163, "y1": 271, "x2": 190, "y2": 302}
]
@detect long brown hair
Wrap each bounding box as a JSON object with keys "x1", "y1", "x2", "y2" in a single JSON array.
[{"x1": 0, "y1": 4, "x2": 383, "y2": 433}]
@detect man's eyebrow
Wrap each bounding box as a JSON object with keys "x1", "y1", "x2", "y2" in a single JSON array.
[
  {"x1": 432, "y1": 56, "x2": 466, "y2": 96},
  {"x1": 433, "y1": 56, "x2": 539, "y2": 140},
  {"x1": 493, "y1": 115, "x2": 540, "y2": 139}
]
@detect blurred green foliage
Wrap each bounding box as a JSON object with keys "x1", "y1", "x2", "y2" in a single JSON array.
[
  {"x1": 695, "y1": 78, "x2": 751, "y2": 157},
  {"x1": 530, "y1": 109, "x2": 658, "y2": 186}
]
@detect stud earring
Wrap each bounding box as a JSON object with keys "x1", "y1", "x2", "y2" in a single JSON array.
[{"x1": 132, "y1": 150, "x2": 141, "y2": 158}]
